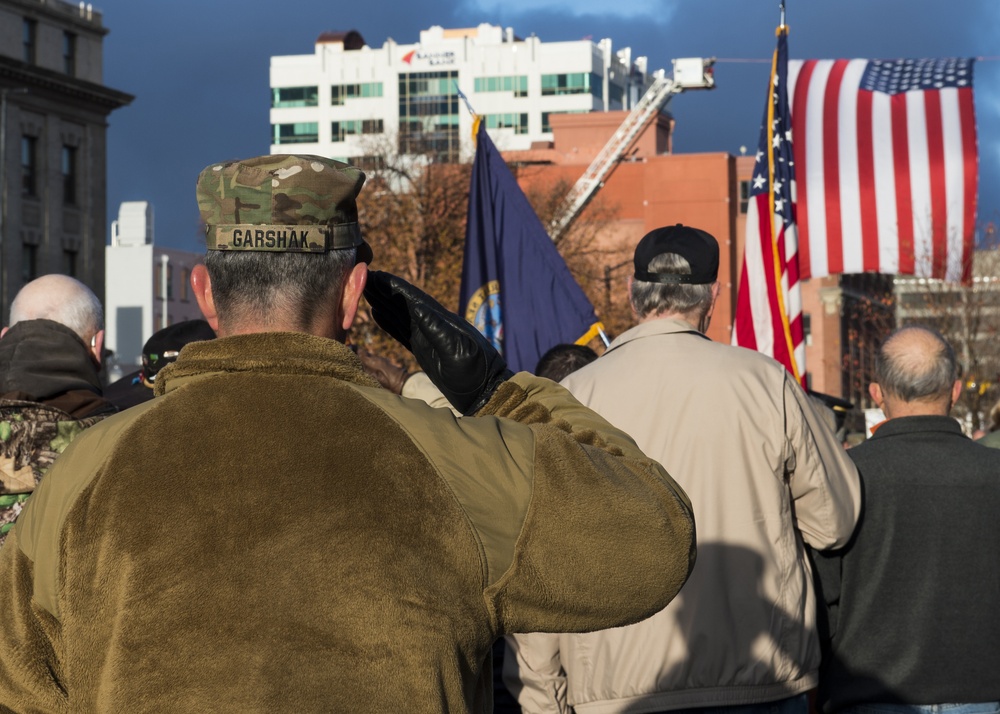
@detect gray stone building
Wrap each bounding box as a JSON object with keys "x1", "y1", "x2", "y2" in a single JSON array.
[{"x1": 0, "y1": 0, "x2": 131, "y2": 322}]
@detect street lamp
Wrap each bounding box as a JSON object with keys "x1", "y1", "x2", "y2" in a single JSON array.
[
  {"x1": 603, "y1": 258, "x2": 631, "y2": 316},
  {"x1": 0, "y1": 87, "x2": 30, "y2": 323}
]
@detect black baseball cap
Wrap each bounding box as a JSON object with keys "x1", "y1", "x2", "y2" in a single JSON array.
[
  {"x1": 142, "y1": 319, "x2": 216, "y2": 381},
  {"x1": 633, "y1": 224, "x2": 719, "y2": 285}
]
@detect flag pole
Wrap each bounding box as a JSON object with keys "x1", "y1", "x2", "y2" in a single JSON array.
[
  {"x1": 454, "y1": 81, "x2": 477, "y2": 117},
  {"x1": 764, "y1": 2, "x2": 800, "y2": 383},
  {"x1": 454, "y1": 82, "x2": 483, "y2": 143}
]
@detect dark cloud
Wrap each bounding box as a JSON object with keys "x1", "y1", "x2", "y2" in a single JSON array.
[{"x1": 98, "y1": 0, "x2": 999, "y2": 248}]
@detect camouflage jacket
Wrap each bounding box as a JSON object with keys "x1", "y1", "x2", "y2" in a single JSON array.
[{"x1": 0, "y1": 400, "x2": 110, "y2": 544}]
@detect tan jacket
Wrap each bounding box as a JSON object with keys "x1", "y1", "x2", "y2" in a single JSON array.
[
  {"x1": 506, "y1": 318, "x2": 861, "y2": 714},
  {"x1": 0, "y1": 332, "x2": 695, "y2": 713}
]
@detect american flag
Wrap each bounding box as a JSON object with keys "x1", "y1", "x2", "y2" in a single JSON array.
[
  {"x1": 733, "y1": 26, "x2": 804, "y2": 383},
  {"x1": 790, "y1": 57, "x2": 977, "y2": 282}
]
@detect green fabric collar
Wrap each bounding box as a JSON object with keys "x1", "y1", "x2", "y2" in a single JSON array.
[{"x1": 155, "y1": 332, "x2": 382, "y2": 396}]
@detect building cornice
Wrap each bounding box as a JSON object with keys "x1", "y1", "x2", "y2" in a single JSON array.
[
  {"x1": 0, "y1": 57, "x2": 132, "y2": 113},
  {"x1": 6, "y1": 0, "x2": 109, "y2": 36}
]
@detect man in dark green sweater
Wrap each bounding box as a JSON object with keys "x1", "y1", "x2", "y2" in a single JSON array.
[{"x1": 813, "y1": 326, "x2": 1000, "y2": 713}]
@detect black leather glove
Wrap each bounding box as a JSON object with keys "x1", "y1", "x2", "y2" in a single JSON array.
[{"x1": 364, "y1": 271, "x2": 513, "y2": 415}]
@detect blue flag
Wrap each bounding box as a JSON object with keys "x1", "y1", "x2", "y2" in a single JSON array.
[{"x1": 459, "y1": 120, "x2": 603, "y2": 373}]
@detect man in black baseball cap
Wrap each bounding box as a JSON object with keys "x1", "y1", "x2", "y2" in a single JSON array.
[
  {"x1": 507, "y1": 224, "x2": 860, "y2": 713},
  {"x1": 632, "y1": 223, "x2": 719, "y2": 287}
]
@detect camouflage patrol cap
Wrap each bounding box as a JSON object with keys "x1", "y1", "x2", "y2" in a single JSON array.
[{"x1": 196, "y1": 154, "x2": 373, "y2": 263}]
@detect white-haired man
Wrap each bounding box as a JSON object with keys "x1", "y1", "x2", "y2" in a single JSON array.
[
  {"x1": 506, "y1": 224, "x2": 862, "y2": 714},
  {"x1": 0, "y1": 274, "x2": 115, "y2": 543}
]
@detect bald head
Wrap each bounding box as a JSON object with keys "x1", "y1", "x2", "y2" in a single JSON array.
[
  {"x1": 871, "y1": 326, "x2": 961, "y2": 418},
  {"x1": 8, "y1": 275, "x2": 104, "y2": 343}
]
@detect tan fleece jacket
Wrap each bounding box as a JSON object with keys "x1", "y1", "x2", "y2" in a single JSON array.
[{"x1": 0, "y1": 332, "x2": 694, "y2": 713}]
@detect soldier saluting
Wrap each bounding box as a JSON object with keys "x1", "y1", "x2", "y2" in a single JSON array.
[{"x1": 0, "y1": 154, "x2": 696, "y2": 712}]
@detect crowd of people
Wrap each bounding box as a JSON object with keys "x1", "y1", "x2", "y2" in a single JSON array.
[{"x1": 0, "y1": 153, "x2": 996, "y2": 713}]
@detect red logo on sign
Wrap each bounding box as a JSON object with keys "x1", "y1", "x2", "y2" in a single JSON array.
[{"x1": 402, "y1": 50, "x2": 416, "y2": 65}]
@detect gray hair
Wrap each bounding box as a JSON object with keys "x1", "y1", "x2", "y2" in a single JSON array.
[
  {"x1": 204, "y1": 249, "x2": 357, "y2": 331},
  {"x1": 9, "y1": 274, "x2": 103, "y2": 342},
  {"x1": 875, "y1": 325, "x2": 960, "y2": 402},
  {"x1": 630, "y1": 252, "x2": 715, "y2": 321}
]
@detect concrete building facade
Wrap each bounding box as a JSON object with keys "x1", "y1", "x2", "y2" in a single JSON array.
[
  {"x1": 0, "y1": 0, "x2": 131, "y2": 322},
  {"x1": 105, "y1": 201, "x2": 203, "y2": 379},
  {"x1": 269, "y1": 24, "x2": 656, "y2": 165}
]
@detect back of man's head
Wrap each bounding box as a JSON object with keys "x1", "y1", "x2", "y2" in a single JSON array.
[
  {"x1": 196, "y1": 155, "x2": 373, "y2": 337},
  {"x1": 630, "y1": 224, "x2": 719, "y2": 326},
  {"x1": 873, "y1": 326, "x2": 960, "y2": 414},
  {"x1": 9, "y1": 274, "x2": 103, "y2": 343},
  {"x1": 535, "y1": 344, "x2": 598, "y2": 382}
]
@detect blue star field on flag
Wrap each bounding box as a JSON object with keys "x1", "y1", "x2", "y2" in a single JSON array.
[
  {"x1": 860, "y1": 57, "x2": 973, "y2": 94},
  {"x1": 750, "y1": 30, "x2": 796, "y2": 234}
]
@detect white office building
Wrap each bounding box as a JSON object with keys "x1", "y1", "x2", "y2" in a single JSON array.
[
  {"x1": 269, "y1": 24, "x2": 657, "y2": 165},
  {"x1": 104, "y1": 201, "x2": 204, "y2": 378}
]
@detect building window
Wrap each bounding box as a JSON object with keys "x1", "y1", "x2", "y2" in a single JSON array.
[
  {"x1": 398, "y1": 71, "x2": 459, "y2": 162},
  {"x1": 63, "y1": 249, "x2": 78, "y2": 277},
  {"x1": 803, "y1": 313, "x2": 813, "y2": 347},
  {"x1": 361, "y1": 119, "x2": 384, "y2": 135},
  {"x1": 331, "y1": 82, "x2": 383, "y2": 105},
  {"x1": 63, "y1": 32, "x2": 76, "y2": 75},
  {"x1": 180, "y1": 268, "x2": 190, "y2": 301},
  {"x1": 22, "y1": 244, "x2": 37, "y2": 283},
  {"x1": 332, "y1": 120, "x2": 356, "y2": 141},
  {"x1": 272, "y1": 122, "x2": 318, "y2": 145},
  {"x1": 541, "y1": 110, "x2": 587, "y2": 133},
  {"x1": 23, "y1": 19, "x2": 37, "y2": 64},
  {"x1": 352, "y1": 155, "x2": 385, "y2": 173},
  {"x1": 331, "y1": 119, "x2": 384, "y2": 141},
  {"x1": 166, "y1": 266, "x2": 173, "y2": 300},
  {"x1": 474, "y1": 75, "x2": 528, "y2": 98},
  {"x1": 271, "y1": 86, "x2": 318, "y2": 108},
  {"x1": 484, "y1": 113, "x2": 529, "y2": 135},
  {"x1": 739, "y1": 180, "x2": 751, "y2": 214},
  {"x1": 541, "y1": 72, "x2": 601, "y2": 97},
  {"x1": 608, "y1": 82, "x2": 624, "y2": 107},
  {"x1": 62, "y1": 146, "x2": 78, "y2": 205},
  {"x1": 21, "y1": 136, "x2": 37, "y2": 197}
]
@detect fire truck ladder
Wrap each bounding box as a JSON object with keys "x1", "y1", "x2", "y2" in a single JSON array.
[{"x1": 547, "y1": 73, "x2": 680, "y2": 242}]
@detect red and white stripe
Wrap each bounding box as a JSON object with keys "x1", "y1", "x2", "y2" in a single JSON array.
[
  {"x1": 789, "y1": 59, "x2": 978, "y2": 283},
  {"x1": 734, "y1": 194, "x2": 805, "y2": 380}
]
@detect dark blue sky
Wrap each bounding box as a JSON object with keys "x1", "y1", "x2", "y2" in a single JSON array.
[{"x1": 96, "y1": 0, "x2": 999, "y2": 251}]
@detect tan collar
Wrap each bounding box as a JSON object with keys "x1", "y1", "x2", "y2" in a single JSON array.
[{"x1": 604, "y1": 318, "x2": 706, "y2": 356}]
